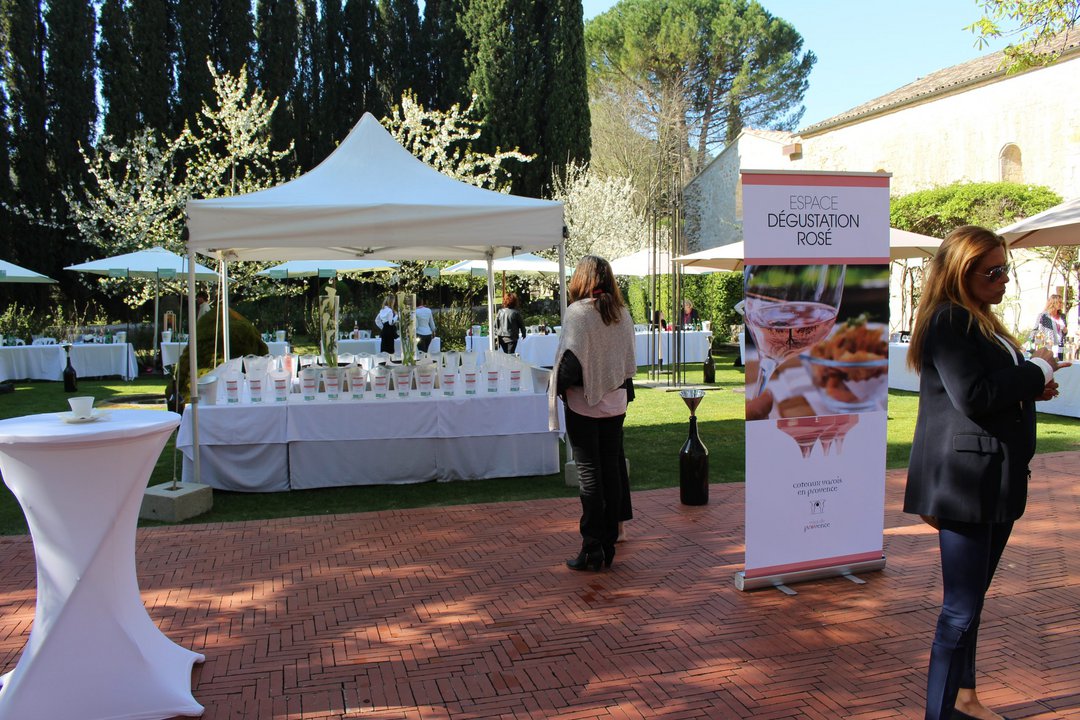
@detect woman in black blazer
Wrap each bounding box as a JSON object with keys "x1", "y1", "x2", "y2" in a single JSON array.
[{"x1": 905, "y1": 226, "x2": 1067, "y2": 720}]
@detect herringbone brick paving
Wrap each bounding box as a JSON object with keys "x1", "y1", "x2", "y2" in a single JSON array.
[{"x1": 0, "y1": 452, "x2": 1078, "y2": 719}]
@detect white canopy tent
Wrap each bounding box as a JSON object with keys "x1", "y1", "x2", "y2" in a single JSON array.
[{"x1": 183, "y1": 112, "x2": 566, "y2": 484}]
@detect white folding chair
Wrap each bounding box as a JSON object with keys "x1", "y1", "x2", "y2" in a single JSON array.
[
  {"x1": 32, "y1": 337, "x2": 57, "y2": 345},
  {"x1": 427, "y1": 336, "x2": 441, "y2": 354}
]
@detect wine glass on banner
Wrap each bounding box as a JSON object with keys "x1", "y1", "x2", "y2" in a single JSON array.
[{"x1": 744, "y1": 264, "x2": 846, "y2": 401}]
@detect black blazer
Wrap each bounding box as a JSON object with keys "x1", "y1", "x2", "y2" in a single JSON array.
[{"x1": 904, "y1": 304, "x2": 1046, "y2": 523}]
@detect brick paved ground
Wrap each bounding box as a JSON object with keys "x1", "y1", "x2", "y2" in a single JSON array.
[{"x1": 0, "y1": 452, "x2": 1078, "y2": 719}]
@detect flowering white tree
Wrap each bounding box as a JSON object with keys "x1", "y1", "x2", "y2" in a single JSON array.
[{"x1": 550, "y1": 160, "x2": 648, "y2": 267}]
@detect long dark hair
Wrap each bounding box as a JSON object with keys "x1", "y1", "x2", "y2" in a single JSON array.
[{"x1": 568, "y1": 255, "x2": 626, "y2": 325}]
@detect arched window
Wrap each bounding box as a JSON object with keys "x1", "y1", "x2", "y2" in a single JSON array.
[{"x1": 1000, "y1": 144, "x2": 1023, "y2": 183}]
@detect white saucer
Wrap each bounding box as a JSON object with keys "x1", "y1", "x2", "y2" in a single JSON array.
[{"x1": 58, "y1": 409, "x2": 109, "y2": 424}]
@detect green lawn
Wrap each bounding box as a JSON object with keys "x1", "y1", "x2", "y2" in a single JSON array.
[{"x1": 0, "y1": 347, "x2": 1076, "y2": 536}]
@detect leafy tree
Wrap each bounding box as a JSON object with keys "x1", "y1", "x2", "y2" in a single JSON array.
[
  {"x1": 130, "y1": 0, "x2": 175, "y2": 134},
  {"x1": 175, "y1": 0, "x2": 214, "y2": 132},
  {"x1": 97, "y1": 0, "x2": 140, "y2": 144},
  {"x1": 968, "y1": 0, "x2": 1080, "y2": 70},
  {"x1": 585, "y1": 0, "x2": 815, "y2": 177},
  {"x1": 213, "y1": 0, "x2": 254, "y2": 75},
  {"x1": 254, "y1": 0, "x2": 299, "y2": 162},
  {"x1": 344, "y1": 0, "x2": 380, "y2": 118},
  {"x1": 294, "y1": 0, "x2": 322, "y2": 169},
  {"x1": 549, "y1": 159, "x2": 645, "y2": 266},
  {"x1": 44, "y1": 0, "x2": 96, "y2": 198}
]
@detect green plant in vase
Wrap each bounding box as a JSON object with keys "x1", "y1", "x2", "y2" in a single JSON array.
[
  {"x1": 397, "y1": 291, "x2": 416, "y2": 366},
  {"x1": 320, "y1": 285, "x2": 339, "y2": 367}
]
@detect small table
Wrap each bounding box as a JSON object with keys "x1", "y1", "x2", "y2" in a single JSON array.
[{"x1": 0, "y1": 409, "x2": 204, "y2": 720}]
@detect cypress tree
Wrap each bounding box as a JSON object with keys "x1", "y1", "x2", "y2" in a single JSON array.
[
  {"x1": 294, "y1": 0, "x2": 322, "y2": 169},
  {"x1": 176, "y1": 0, "x2": 214, "y2": 131},
  {"x1": 374, "y1": 0, "x2": 423, "y2": 113},
  {"x1": 213, "y1": 0, "x2": 254, "y2": 75},
  {"x1": 255, "y1": 0, "x2": 299, "y2": 163},
  {"x1": 44, "y1": 0, "x2": 98, "y2": 197},
  {"x1": 320, "y1": 0, "x2": 352, "y2": 151},
  {"x1": 130, "y1": 0, "x2": 175, "y2": 134},
  {"x1": 98, "y1": 0, "x2": 140, "y2": 143},
  {"x1": 423, "y1": 0, "x2": 469, "y2": 110},
  {"x1": 537, "y1": 0, "x2": 589, "y2": 188},
  {"x1": 344, "y1": 0, "x2": 380, "y2": 118}
]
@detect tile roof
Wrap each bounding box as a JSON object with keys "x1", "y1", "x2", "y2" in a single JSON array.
[{"x1": 801, "y1": 32, "x2": 1080, "y2": 135}]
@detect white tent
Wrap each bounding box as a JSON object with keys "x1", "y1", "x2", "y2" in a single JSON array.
[
  {"x1": 442, "y1": 252, "x2": 563, "y2": 275},
  {"x1": 0, "y1": 259, "x2": 56, "y2": 284},
  {"x1": 675, "y1": 242, "x2": 745, "y2": 271},
  {"x1": 183, "y1": 112, "x2": 567, "y2": 484}
]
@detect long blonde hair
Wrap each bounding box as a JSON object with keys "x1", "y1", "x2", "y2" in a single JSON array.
[{"x1": 908, "y1": 225, "x2": 1016, "y2": 372}]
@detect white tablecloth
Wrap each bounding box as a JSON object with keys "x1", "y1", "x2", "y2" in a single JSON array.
[
  {"x1": 177, "y1": 381, "x2": 560, "y2": 491},
  {"x1": 338, "y1": 338, "x2": 384, "y2": 356},
  {"x1": 466, "y1": 330, "x2": 713, "y2": 367},
  {"x1": 162, "y1": 341, "x2": 290, "y2": 367},
  {"x1": 0, "y1": 343, "x2": 137, "y2": 382},
  {"x1": 887, "y1": 343, "x2": 919, "y2": 392},
  {"x1": 0, "y1": 409, "x2": 203, "y2": 720}
]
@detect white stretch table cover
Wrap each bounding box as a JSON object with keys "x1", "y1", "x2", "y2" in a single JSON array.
[
  {"x1": 0, "y1": 343, "x2": 136, "y2": 382},
  {"x1": 287, "y1": 392, "x2": 559, "y2": 488},
  {"x1": 177, "y1": 402, "x2": 289, "y2": 491},
  {"x1": 162, "y1": 341, "x2": 290, "y2": 367},
  {"x1": 338, "y1": 338, "x2": 383, "y2": 355},
  {"x1": 0, "y1": 409, "x2": 204, "y2": 720},
  {"x1": 516, "y1": 333, "x2": 561, "y2": 367},
  {"x1": 633, "y1": 331, "x2": 712, "y2": 365},
  {"x1": 888, "y1": 343, "x2": 920, "y2": 392}
]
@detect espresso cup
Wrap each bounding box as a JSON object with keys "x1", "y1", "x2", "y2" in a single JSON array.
[{"x1": 68, "y1": 396, "x2": 94, "y2": 418}]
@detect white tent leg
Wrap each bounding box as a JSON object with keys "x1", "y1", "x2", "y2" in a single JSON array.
[
  {"x1": 220, "y1": 258, "x2": 231, "y2": 360},
  {"x1": 486, "y1": 250, "x2": 496, "y2": 353},
  {"x1": 153, "y1": 276, "x2": 160, "y2": 373},
  {"x1": 187, "y1": 251, "x2": 201, "y2": 486}
]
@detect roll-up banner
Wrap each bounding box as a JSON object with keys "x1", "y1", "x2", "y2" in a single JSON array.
[{"x1": 737, "y1": 170, "x2": 890, "y2": 592}]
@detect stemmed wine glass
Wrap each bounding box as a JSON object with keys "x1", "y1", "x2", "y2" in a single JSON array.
[{"x1": 744, "y1": 264, "x2": 847, "y2": 401}]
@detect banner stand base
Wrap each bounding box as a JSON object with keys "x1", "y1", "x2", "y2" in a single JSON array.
[{"x1": 734, "y1": 555, "x2": 886, "y2": 593}]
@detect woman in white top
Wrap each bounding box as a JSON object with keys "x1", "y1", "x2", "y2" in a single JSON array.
[
  {"x1": 374, "y1": 295, "x2": 398, "y2": 355},
  {"x1": 414, "y1": 298, "x2": 436, "y2": 353},
  {"x1": 550, "y1": 256, "x2": 637, "y2": 572}
]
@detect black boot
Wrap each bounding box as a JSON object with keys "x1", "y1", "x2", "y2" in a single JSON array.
[
  {"x1": 566, "y1": 548, "x2": 604, "y2": 572},
  {"x1": 602, "y1": 543, "x2": 615, "y2": 568}
]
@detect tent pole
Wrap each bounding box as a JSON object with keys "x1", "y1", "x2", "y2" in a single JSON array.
[
  {"x1": 187, "y1": 248, "x2": 202, "y2": 487},
  {"x1": 220, "y1": 257, "x2": 231, "y2": 360},
  {"x1": 153, "y1": 274, "x2": 160, "y2": 374},
  {"x1": 486, "y1": 250, "x2": 496, "y2": 353},
  {"x1": 558, "y1": 236, "x2": 567, "y2": 318}
]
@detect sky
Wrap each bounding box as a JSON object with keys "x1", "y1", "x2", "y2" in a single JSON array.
[{"x1": 580, "y1": 0, "x2": 1015, "y2": 128}]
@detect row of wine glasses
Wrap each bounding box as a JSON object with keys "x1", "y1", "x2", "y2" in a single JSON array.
[{"x1": 775, "y1": 415, "x2": 860, "y2": 459}]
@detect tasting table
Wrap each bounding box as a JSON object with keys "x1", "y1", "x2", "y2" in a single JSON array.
[
  {"x1": 177, "y1": 370, "x2": 560, "y2": 491},
  {"x1": 0, "y1": 409, "x2": 203, "y2": 720},
  {"x1": 465, "y1": 330, "x2": 714, "y2": 367},
  {"x1": 161, "y1": 340, "x2": 290, "y2": 367},
  {"x1": 0, "y1": 342, "x2": 137, "y2": 382}
]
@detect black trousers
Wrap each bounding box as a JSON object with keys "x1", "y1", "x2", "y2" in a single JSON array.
[
  {"x1": 925, "y1": 518, "x2": 1014, "y2": 720},
  {"x1": 497, "y1": 336, "x2": 518, "y2": 354},
  {"x1": 417, "y1": 334, "x2": 433, "y2": 353},
  {"x1": 564, "y1": 407, "x2": 626, "y2": 551}
]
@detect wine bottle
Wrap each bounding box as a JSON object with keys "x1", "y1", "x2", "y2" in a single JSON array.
[
  {"x1": 679, "y1": 415, "x2": 709, "y2": 505},
  {"x1": 63, "y1": 352, "x2": 78, "y2": 392},
  {"x1": 702, "y1": 352, "x2": 716, "y2": 383}
]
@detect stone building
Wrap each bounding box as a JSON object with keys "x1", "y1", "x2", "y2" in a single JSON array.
[{"x1": 684, "y1": 34, "x2": 1080, "y2": 334}]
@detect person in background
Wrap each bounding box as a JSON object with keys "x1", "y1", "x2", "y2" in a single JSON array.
[
  {"x1": 374, "y1": 295, "x2": 398, "y2": 355},
  {"x1": 904, "y1": 225, "x2": 1066, "y2": 720},
  {"x1": 415, "y1": 297, "x2": 436, "y2": 353},
  {"x1": 494, "y1": 292, "x2": 527, "y2": 354},
  {"x1": 681, "y1": 299, "x2": 699, "y2": 327},
  {"x1": 1032, "y1": 294, "x2": 1067, "y2": 354},
  {"x1": 550, "y1": 256, "x2": 637, "y2": 572},
  {"x1": 196, "y1": 291, "x2": 211, "y2": 319}
]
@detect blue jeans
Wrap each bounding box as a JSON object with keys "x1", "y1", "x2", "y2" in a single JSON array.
[{"x1": 925, "y1": 518, "x2": 1013, "y2": 720}]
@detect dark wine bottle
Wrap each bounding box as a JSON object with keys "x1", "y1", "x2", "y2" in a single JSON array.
[
  {"x1": 679, "y1": 415, "x2": 709, "y2": 505},
  {"x1": 63, "y1": 352, "x2": 78, "y2": 392},
  {"x1": 702, "y1": 352, "x2": 716, "y2": 383}
]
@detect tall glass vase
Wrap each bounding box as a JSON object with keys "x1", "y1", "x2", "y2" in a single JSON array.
[
  {"x1": 397, "y1": 292, "x2": 416, "y2": 366},
  {"x1": 319, "y1": 287, "x2": 340, "y2": 367}
]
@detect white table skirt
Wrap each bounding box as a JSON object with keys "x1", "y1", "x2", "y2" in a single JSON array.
[
  {"x1": 162, "y1": 341, "x2": 290, "y2": 367},
  {"x1": 0, "y1": 343, "x2": 136, "y2": 382},
  {"x1": 887, "y1": 343, "x2": 920, "y2": 392},
  {"x1": 467, "y1": 330, "x2": 713, "y2": 367},
  {"x1": 177, "y1": 389, "x2": 560, "y2": 491},
  {"x1": 0, "y1": 409, "x2": 203, "y2": 720},
  {"x1": 338, "y1": 338, "x2": 383, "y2": 356}
]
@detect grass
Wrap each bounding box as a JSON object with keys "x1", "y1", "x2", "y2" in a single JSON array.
[{"x1": 0, "y1": 346, "x2": 1076, "y2": 536}]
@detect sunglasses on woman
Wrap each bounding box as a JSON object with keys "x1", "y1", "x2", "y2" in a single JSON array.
[{"x1": 975, "y1": 264, "x2": 1010, "y2": 282}]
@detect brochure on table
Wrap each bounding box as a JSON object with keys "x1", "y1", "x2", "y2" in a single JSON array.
[{"x1": 738, "y1": 170, "x2": 890, "y2": 592}]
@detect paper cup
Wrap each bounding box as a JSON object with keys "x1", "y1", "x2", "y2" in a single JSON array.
[
  {"x1": 68, "y1": 396, "x2": 94, "y2": 418},
  {"x1": 347, "y1": 367, "x2": 367, "y2": 400},
  {"x1": 270, "y1": 371, "x2": 290, "y2": 402},
  {"x1": 416, "y1": 369, "x2": 436, "y2": 397},
  {"x1": 223, "y1": 374, "x2": 241, "y2": 404},
  {"x1": 372, "y1": 371, "x2": 390, "y2": 398},
  {"x1": 275, "y1": 330, "x2": 286, "y2": 342},
  {"x1": 462, "y1": 370, "x2": 479, "y2": 395},
  {"x1": 161, "y1": 330, "x2": 172, "y2": 343},
  {"x1": 486, "y1": 369, "x2": 500, "y2": 393},
  {"x1": 392, "y1": 367, "x2": 413, "y2": 398},
  {"x1": 299, "y1": 368, "x2": 318, "y2": 401},
  {"x1": 441, "y1": 370, "x2": 457, "y2": 396},
  {"x1": 247, "y1": 374, "x2": 265, "y2": 403},
  {"x1": 509, "y1": 368, "x2": 522, "y2": 392},
  {"x1": 197, "y1": 375, "x2": 218, "y2": 405},
  {"x1": 322, "y1": 367, "x2": 342, "y2": 400}
]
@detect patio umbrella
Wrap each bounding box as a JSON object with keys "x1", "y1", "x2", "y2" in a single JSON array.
[
  {"x1": 0, "y1": 259, "x2": 57, "y2": 284},
  {"x1": 999, "y1": 196, "x2": 1080, "y2": 248},
  {"x1": 888, "y1": 227, "x2": 944, "y2": 259},
  {"x1": 610, "y1": 249, "x2": 712, "y2": 276},
  {"x1": 675, "y1": 242, "x2": 745, "y2": 271},
  {"x1": 441, "y1": 252, "x2": 563, "y2": 276},
  {"x1": 256, "y1": 259, "x2": 398, "y2": 278},
  {"x1": 66, "y1": 247, "x2": 218, "y2": 361}
]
